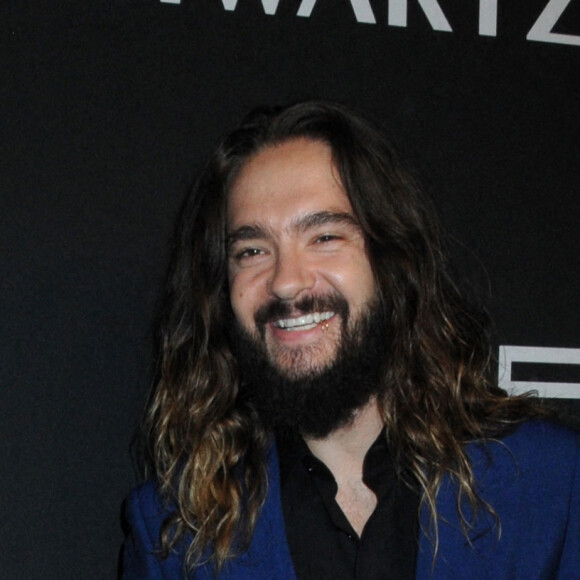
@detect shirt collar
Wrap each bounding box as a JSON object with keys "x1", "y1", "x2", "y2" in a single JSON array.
[{"x1": 276, "y1": 427, "x2": 397, "y2": 492}]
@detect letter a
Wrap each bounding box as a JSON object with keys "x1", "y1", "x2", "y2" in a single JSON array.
[
  {"x1": 297, "y1": 0, "x2": 376, "y2": 24},
  {"x1": 389, "y1": 0, "x2": 452, "y2": 31}
]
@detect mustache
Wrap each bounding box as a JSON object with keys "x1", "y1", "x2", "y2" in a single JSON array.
[{"x1": 254, "y1": 294, "x2": 349, "y2": 327}]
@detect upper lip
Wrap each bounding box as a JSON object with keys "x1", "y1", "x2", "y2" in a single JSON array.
[{"x1": 274, "y1": 311, "x2": 334, "y2": 329}]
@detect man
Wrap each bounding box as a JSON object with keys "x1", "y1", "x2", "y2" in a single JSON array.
[{"x1": 122, "y1": 101, "x2": 579, "y2": 579}]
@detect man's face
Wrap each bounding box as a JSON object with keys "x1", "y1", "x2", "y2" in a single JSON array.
[{"x1": 226, "y1": 138, "x2": 377, "y2": 380}]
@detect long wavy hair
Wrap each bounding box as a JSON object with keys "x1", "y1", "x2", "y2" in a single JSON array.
[{"x1": 143, "y1": 101, "x2": 543, "y2": 572}]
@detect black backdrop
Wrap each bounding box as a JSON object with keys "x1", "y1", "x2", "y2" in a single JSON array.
[{"x1": 2, "y1": 1, "x2": 579, "y2": 578}]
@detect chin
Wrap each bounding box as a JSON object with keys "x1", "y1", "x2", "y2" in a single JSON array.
[
  {"x1": 268, "y1": 347, "x2": 338, "y2": 381},
  {"x1": 271, "y1": 361, "x2": 330, "y2": 382}
]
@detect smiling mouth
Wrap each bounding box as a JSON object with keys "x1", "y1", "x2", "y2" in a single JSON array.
[{"x1": 274, "y1": 312, "x2": 335, "y2": 331}]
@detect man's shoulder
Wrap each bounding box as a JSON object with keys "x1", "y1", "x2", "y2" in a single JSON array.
[
  {"x1": 465, "y1": 419, "x2": 580, "y2": 493},
  {"x1": 485, "y1": 418, "x2": 579, "y2": 459},
  {"x1": 503, "y1": 417, "x2": 580, "y2": 441},
  {"x1": 127, "y1": 478, "x2": 164, "y2": 505},
  {"x1": 124, "y1": 478, "x2": 175, "y2": 538},
  {"x1": 420, "y1": 420, "x2": 580, "y2": 578}
]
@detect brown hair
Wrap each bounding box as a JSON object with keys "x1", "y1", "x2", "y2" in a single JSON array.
[{"x1": 143, "y1": 101, "x2": 544, "y2": 572}]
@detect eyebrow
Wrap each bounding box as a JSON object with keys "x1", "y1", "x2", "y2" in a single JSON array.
[
  {"x1": 292, "y1": 210, "x2": 359, "y2": 233},
  {"x1": 227, "y1": 224, "x2": 268, "y2": 248},
  {"x1": 227, "y1": 210, "x2": 360, "y2": 249}
]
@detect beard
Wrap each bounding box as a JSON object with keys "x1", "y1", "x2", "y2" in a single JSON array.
[{"x1": 230, "y1": 293, "x2": 389, "y2": 439}]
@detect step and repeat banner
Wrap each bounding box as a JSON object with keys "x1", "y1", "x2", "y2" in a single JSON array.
[{"x1": 2, "y1": 1, "x2": 579, "y2": 578}]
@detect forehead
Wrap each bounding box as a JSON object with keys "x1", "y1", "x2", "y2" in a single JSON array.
[{"x1": 227, "y1": 138, "x2": 353, "y2": 230}]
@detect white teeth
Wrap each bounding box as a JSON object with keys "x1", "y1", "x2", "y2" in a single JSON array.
[{"x1": 275, "y1": 311, "x2": 334, "y2": 330}]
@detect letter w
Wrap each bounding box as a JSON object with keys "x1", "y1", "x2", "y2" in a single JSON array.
[{"x1": 221, "y1": 0, "x2": 282, "y2": 14}]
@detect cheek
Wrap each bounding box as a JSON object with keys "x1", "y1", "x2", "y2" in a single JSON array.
[
  {"x1": 228, "y1": 274, "x2": 258, "y2": 327},
  {"x1": 328, "y1": 259, "x2": 376, "y2": 305},
  {"x1": 228, "y1": 281, "x2": 244, "y2": 318}
]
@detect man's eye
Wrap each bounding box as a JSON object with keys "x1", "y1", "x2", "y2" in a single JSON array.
[
  {"x1": 236, "y1": 248, "x2": 264, "y2": 260},
  {"x1": 316, "y1": 234, "x2": 339, "y2": 243}
]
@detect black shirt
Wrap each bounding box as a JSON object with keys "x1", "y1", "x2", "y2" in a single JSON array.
[{"x1": 278, "y1": 430, "x2": 419, "y2": 580}]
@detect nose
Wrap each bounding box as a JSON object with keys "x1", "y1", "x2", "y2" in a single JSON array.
[{"x1": 268, "y1": 248, "x2": 315, "y2": 301}]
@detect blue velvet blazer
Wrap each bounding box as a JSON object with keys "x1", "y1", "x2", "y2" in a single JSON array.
[{"x1": 122, "y1": 421, "x2": 580, "y2": 579}]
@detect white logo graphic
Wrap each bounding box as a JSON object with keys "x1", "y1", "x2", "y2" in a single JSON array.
[
  {"x1": 499, "y1": 346, "x2": 580, "y2": 399},
  {"x1": 158, "y1": 0, "x2": 580, "y2": 47},
  {"x1": 527, "y1": 0, "x2": 580, "y2": 46}
]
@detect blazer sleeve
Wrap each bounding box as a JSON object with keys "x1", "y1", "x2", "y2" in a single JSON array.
[
  {"x1": 121, "y1": 481, "x2": 181, "y2": 580},
  {"x1": 119, "y1": 445, "x2": 295, "y2": 580},
  {"x1": 557, "y1": 429, "x2": 580, "y2": 577}
]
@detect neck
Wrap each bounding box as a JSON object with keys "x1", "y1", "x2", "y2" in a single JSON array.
[{"x1": 304, "y1": 397, "x2": 383, "y2": 483}]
